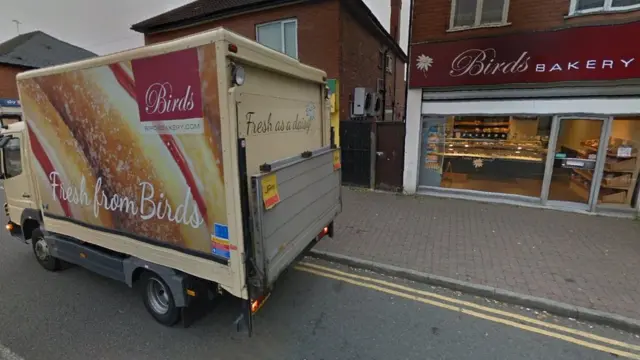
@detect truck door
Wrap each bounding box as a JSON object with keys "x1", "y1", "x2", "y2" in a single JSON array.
[{"x1": 2, "y1": 132, "x2": 36, "y2": 233}]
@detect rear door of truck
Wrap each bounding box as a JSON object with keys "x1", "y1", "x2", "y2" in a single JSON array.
[
  {"x1": 231, "y1": 61, "x2": 341, "y2": 294},
  {"x1": 250, "y1": 147, "x2": 341, "y2": 287}
]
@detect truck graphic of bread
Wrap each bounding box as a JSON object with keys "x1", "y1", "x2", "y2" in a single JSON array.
[{"x1": 26, "y1": 47, "x2": 227, "y2": 255}]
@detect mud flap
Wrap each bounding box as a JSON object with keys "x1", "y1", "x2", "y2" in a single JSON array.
[
  {"x1": 234, "y1": 299, "x2": 253, "y2": 336},
  {"x1": 180, "y1": 277, "x2": 216, "y2": 328},
  {"x1": 181, "y1": 301, "x2": 209, "y2": 328}
]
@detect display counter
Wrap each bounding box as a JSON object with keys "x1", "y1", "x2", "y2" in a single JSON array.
[{"x1": 438, "y1": 139, "x2": 548, "y2": 180}]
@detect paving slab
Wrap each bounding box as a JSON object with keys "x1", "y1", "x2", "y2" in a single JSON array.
[{"x1": 315, "y1": 188, "x2": 640, "y2": 320}]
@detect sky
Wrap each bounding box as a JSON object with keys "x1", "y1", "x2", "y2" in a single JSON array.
[{"x1": 0, "y1": 0, "x2": 410, "y2": 55}]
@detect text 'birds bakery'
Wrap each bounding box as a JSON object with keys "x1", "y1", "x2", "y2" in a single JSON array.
[{"x1": 404, "y1": 21, "x2": 640, "y2": 217}]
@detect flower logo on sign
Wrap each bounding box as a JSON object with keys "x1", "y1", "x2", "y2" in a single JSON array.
[
  {"x1": 472, "y1": 159, "x2": 484, "y2": 168},
  {"x1": 306, "y1": 102, "x2": 316, "y2": 121},
  {"x1": 416, "y1": 54, "x2": 434, "y2": 76}
]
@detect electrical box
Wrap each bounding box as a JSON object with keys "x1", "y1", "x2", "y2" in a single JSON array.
[
  {"x1": 352, "y1": 87, "x2": 366, "y2": 116},
  {"x1": 366, "y1": 92, "x2": 382, "y2": 116}
]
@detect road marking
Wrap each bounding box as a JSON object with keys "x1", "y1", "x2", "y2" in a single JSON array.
[
  {"x1": 296, "y1": 264, "x2": 640, "y2": 360},
  {"x1": 299, "y1": 262, "x2": 640, "y2": 352},
  {"x1": 0, "y1": 343, "x2": 24, "y2": 360}
]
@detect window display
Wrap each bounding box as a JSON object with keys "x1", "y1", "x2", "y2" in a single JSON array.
[
  {"x1": 418, "y1": 115, "x2": 640, "y2": 210},
  {"x1": 419, "y1": 115, "x2": 551, "y2": 197}
]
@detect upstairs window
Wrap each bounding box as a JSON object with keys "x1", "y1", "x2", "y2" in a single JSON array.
[
  {"x1": 450, "y1": 0, "x2": 510, "y2": 29},
  {"x1": 570, "y1": 0, "x2": 640, "y2": 13},
  {"x1": 256, "y1": 19, "x2": 298, "y2": 59}
]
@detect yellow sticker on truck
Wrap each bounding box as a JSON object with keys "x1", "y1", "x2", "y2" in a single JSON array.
[
  {"x1": 261, "y1": 174, "x2": 280, "y2": 210},
  {"x1": 333, "y1": 149, "x2": 341, "y2": 170}
]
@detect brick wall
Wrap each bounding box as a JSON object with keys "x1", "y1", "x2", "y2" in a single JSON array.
[
  {"x1": 145, "y1": 1, "x2": 406, "y2": 122},
  {"x1": 0, "y1": 64, "x2": 26, "y2": 99},
  {"x1": 340, "y1": 5, "x2": 406, "y2": 121},
  {"x1": 411, "y1": 0, "x2": 640, "y2": 43},
  {"x1": 145, "y1": 1, "x2": 341, "y2": 79}
]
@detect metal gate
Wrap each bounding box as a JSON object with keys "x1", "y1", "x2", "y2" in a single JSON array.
[
  {"x1": 375, "y1": 122, "x2": 405, "y2": 191},
  {"x1": 340, "y1": 120, "x2": 372, "y2": 187}
]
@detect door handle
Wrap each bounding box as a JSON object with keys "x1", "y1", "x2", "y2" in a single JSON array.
[{"x1": 22, "y1": 193, "x2": 30, "y2": 198}]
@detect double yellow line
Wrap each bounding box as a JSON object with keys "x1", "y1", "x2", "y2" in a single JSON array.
[{"x1": 295, "y1": 262, "x2": 640, "y2": 359}]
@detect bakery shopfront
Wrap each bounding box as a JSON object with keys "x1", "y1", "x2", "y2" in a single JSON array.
[{"x1": 403, "y1": 21, "x2": 640, "y2": 216}]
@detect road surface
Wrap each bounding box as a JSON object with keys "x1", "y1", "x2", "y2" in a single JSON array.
[{"x1": 1, "y1": 205, "x2": 639, "y2": 359}]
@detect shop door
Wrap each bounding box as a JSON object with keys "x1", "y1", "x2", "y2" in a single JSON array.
[{"x1": 543, "y1": 116, "x2": 609, "y2": 210}]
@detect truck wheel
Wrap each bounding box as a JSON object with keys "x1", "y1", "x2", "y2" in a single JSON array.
[
  {"x1": 141, "y1": 272, "x2": 181, "y2": 326},
  {"x1": 31, "y1": 229, "x2": 60, "y2": 271}
]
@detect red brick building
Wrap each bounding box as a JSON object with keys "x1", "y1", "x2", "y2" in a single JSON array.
[
  {"x1": 0, "y1": 31, "x2": 96, "y2": 125},
  {"x1": 131, "y1": 0, "x2": 407, "y2": 123},
  {"x1": 403, "y1": 0, "x2": 640, "y2": 217}
]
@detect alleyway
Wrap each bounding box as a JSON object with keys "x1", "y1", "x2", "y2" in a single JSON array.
[{"x1": 315, "y1": 188, "x2": 640, "y2": 320}]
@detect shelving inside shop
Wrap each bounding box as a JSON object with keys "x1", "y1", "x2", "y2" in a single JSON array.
[
  {"x1": 440, "y1": 116, "x2": 549, "y2": 161},
  {"x1": 451, "y1": 116, "x2": 510, "y2": 140},
  {"x1": 569, "y1": 138, "x2": 640, "y2": 205}
]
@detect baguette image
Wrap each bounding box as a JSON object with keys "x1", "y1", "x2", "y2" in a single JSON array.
[
  {"x1": 32, "y1": 66, "x2": 216, "y2": 253},
  {"x1": 19, "y1": 79, "x2": 114, "y2": 227},
  {"x1": 106, "y1": 61, "x2": 227, "y2": 250},
  {"x1": 108, "y1": 46, "x2": 227, "y2": 231},
  {"x1": 197, "y1": 44, "x2": 225, "y2": 179},
  {"x1": 108, "y1": 63, "x2": 214, "y2": 227},
  {"x1": 192, "y1": 44, "x2": 227, "y2": 227}
]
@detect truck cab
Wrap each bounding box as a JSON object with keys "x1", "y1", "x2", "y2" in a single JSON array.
[{"x1": 1, "y1": 121, "x2": 40, "y2": 241}]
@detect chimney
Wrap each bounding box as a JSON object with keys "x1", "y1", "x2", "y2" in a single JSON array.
[{"x1": 390, "y1": 0, "x2": 401, "y2": 43}]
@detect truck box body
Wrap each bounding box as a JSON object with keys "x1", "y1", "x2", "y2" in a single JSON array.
[{"x1": 13, "y1": 28, "x2": 339, "y2": 301}]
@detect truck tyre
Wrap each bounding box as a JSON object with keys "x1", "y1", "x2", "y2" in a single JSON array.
[
  {"x1": 141, "y1": 272, "x2": 181, "y2": 326},
  {"x1": 31, "y1": 229, "x2": 60, "y2": 271}
]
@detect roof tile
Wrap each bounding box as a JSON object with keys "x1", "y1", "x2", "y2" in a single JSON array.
[{"x1": 0, "y1": 31, "x2": 96, "y2": 68}]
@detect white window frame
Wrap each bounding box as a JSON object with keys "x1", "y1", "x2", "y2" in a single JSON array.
[
  {"x1": 449, "y1": 0, "x2": 511, "y2": 31},
  {"x1": 569, "y1": 0, "x2": 640, "y2": 14},
  {"x1": 255, "y1": 18, "x2": 298, "y2": 59}
]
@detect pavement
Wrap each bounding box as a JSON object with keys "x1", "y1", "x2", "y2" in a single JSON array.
[
  {"x1": 3, "y1": 234, "x2": 640, "y2": 360},
  {"x1": 314, "y1": 188, "x2": 640, "y2": 325}
]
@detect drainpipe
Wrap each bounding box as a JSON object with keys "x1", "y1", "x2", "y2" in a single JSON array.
[
  {"x1": 392, "y1": 51, "x2": 398, "y2": 122},
  {"x1": 403, "y1": 0, "x2": 416, "y2": 122},
  {"x1": 382, "y1": 48, "x2": 389, "y2": 121}
]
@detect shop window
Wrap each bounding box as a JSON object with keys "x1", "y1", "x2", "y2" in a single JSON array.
[
  {"x1": 570, "y1": 0, "x2": 640, "y2": 14},
  {"x1": 598, "y1": 117, "x2": 640, "y2": 208},
  {"x1": 3, "y1": 138, "x2": 21, "y2": 178},
  {"x1": 418, "y1": 115, "x2": 551, "y2": 198},
  {"x1": 450, "y1": 0, "x2": 509, "y2": 29},
  {"x1": 256, "y1": 19, "x2": 298, "y2": 59}
]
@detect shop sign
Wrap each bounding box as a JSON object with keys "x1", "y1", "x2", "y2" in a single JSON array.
[
  {"x1": 0, "y1": 99, "x2": 20, "y2": 107},
  {"x1": 409, "y1": 21, "x2": 640, "y2": 88}
]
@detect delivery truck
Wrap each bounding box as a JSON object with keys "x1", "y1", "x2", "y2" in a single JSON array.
[{"x1": 2, "y1": 28, "x2": 342, "y2": 332}]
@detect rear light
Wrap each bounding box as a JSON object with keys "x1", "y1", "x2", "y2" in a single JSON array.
[
  {"x1": 251, "y1": 293, "x2": 270, "y2": 314},
  {"x1": 5, "y1": 223, "x2": 13, "y2": 232},
  {"x1": 250, "y1": 300, "x2": 260, "y2": 313},
  {"x1": 317, "y1": 226, "x2": 329, "y2": 240}
]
